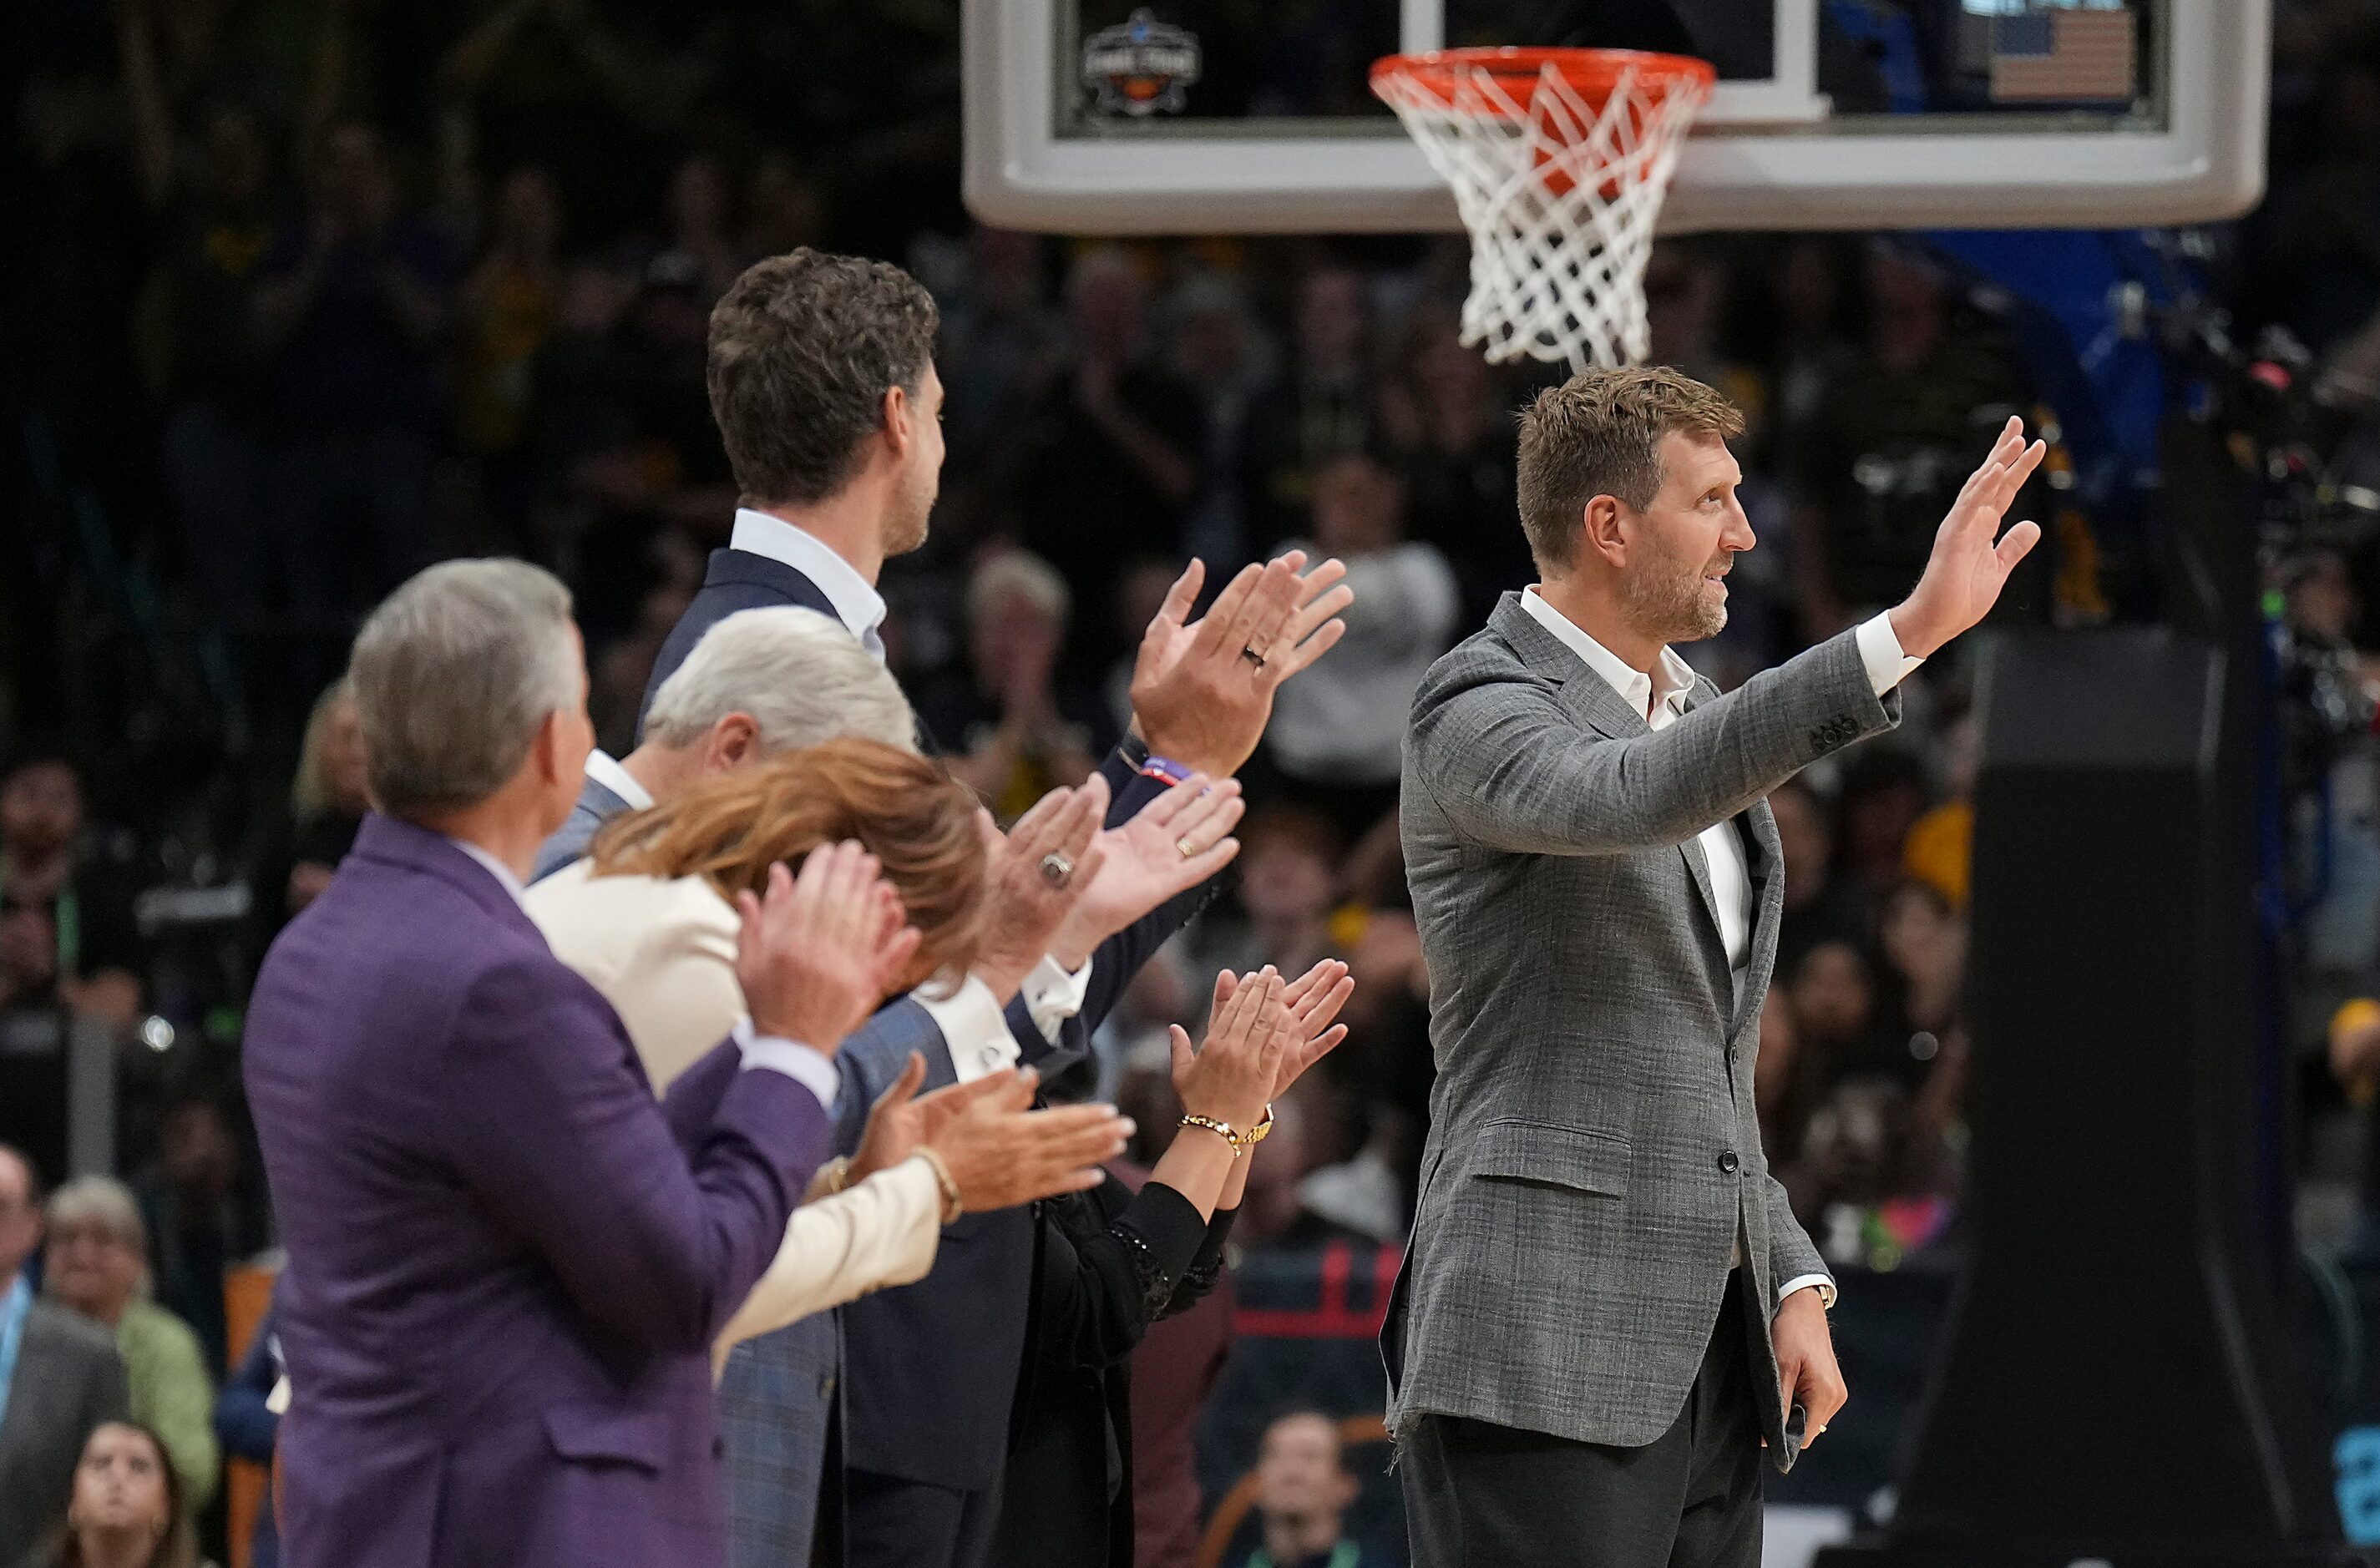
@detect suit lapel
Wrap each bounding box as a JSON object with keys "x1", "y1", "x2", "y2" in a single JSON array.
[{"x1": 1732, "y1": 797, "x2": 1785, "y2": 1039}]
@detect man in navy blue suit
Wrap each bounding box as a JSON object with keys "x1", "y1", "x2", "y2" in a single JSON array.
[{"x1": 629, "y1": 249, "x2": 1355, "y2": 1568}]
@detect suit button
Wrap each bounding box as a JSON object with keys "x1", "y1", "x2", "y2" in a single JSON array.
[
  {"x1": 820, "y1": 1373, "x2": 837, "y2": 1399},
  {"x1": 1718, "y1": 1151, "x2": 1740, "y2": 1175}
]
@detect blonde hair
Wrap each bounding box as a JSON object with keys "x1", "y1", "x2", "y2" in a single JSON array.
[
  {"x1": 291, "y1": 677, "x2": 356, "y2": 822},
  {"x1": 590, "y1": 738, "x2": 989, "y2": 985}
]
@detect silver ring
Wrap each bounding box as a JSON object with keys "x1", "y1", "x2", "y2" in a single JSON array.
[
  {"x1": 1241, "y1": 645, "x2": 1267, "y2": 669},
  {"x1": 1039, "y1": 852, "x2": 1075, "y2": 888}
]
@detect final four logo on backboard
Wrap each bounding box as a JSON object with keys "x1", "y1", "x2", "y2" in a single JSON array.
[{"x1": 1081, "y1": 8, "x2": 1201, "y2": 117}]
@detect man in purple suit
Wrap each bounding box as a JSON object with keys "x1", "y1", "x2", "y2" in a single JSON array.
[{"x1": 246, "y1": 559, "x2": 921, "y2": 1568}]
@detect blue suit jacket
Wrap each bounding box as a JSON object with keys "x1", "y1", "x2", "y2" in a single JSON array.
[
  {"x1": 244, "y1": 814, "x2": 832, "y2": 1568},
  {"x1": 636, "y1": 547, "x2": 1212, "y2": 1525}
]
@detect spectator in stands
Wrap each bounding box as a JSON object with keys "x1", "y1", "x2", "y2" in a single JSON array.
[
  {"x1": 658, "y1": 154, "x2": 746, "y2": 306},
  {"x1": 1902, "y1": 711, "x2": 1978, "y2": 908},
  {"x1": 1876, "y1": 879, "x2": 1965, "y2": 1080},
  {"x1": 1168, "y1": 273, "x2": 1274, "y2": 568},
  {"x1": 1836, "y1": 745, "x2": 1932, "y2": 908},
  {"x1": 742, "y1": 153, "x2": 824, "y2": 262},
  {"x1": 251, "y1": 120, "x2": 458, "y2": 675},
  {"x1": 1240, "y1": 1409, "x2": 1372, "y2": 1568},
  {"x1": 0, "y1": 1144, "x2": 131, "y2": 1567},
  {"x1": 1196, "y1": 808, "x2": 1344, "y2": 985},
  {"x1": 1264, "y1": 452, "x2": 1458, "y2": 845},
  {"x1": 132, "y1": 1096, "x2": 261, "y2": 1378},
  {"x1": 1244, "y1": 266, "x2": 1376, "y2": 552},
  {"x1": 215, "y1": 1287, "x2": 282, "y2": 1568},
  {"x1": 277, "y1": 678, "x2": 369, "y2": 920},
  {"x1": 43, "y1": 1177, "x2": 218, "y2": 1516},
  {"x1": 1785, "y1": 940, "x2": 1886, "y2": 1085},
  {"x1": 457, "y1": 167, "x2": 564, "y2": 463},
  {"x1": 0, "y1": 751, "x2": 144, "y2": 1186},
  {"x1": 19, "y1": 1420, "x2": 196, "y2": 1568},
  {"x1": 0, "y1": 751, "x2": 143, "y2": 1029},
  {"x1": 921, "y1": 552, "x2": 1114, "y2": 820},
  {"x1": 137, "y1": 100, "x2": 281, "y2": 665},
  {"x1": 1772, "y1": 778, "x2": 1870, "y2": 977},
  {"x1": 1790, "y1": 243, "x2": 2027, "y2": 632},
  {"x1": 1020, "y1": 247, "x2": 1205, "y2": 676},
  {"x1": 1380, "y1": 314, "x2": 1527, "y2": 632}
]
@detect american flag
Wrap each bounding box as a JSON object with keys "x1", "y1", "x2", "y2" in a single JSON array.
[{"x1": 1990, "y1": 6, "x2": 2136, "y2": 104}]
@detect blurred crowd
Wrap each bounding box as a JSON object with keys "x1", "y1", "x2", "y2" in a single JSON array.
[{"x1": 16, "y1": 0, "x2": 2380, "y2": 1563}]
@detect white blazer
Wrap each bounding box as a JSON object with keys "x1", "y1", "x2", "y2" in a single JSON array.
[{"x1": 526, "y1": 858, "x2": 942, "y2": 1373}]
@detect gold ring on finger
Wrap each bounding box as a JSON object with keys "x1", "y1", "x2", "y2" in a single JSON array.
[{"x1": 1176, "y1": 836, "x2": 1200, "y2": 860}]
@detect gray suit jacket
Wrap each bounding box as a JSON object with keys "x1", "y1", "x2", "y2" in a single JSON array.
[
  {"x1": 0, "y1": 1298, "x2": 132, "y2": 1565},
  {"x1": 532, "y1": 775, "x2": 632, "y2": 882},
  {"x1": 1385, "y1": 594, "x2": 1896, "y2": 1466}
]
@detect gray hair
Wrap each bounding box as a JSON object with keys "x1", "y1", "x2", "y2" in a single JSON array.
[
  {"x1": 349, "y1": 559, "x2": 580, "y2": 817},
  {"x1": 47, "y1": 1175, "x2": 145, "y2": 1252},
  {"x1": 967, "y1": 551, "x2": 1071, "y2": 631},
  {"x1": 644, "y1": 607, "x2": 916, "y2": 756}
]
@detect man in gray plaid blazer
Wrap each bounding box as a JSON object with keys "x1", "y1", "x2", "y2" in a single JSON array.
[{"x1": 1387, "y1": 367, "x2": 2044, "y2": 1567}]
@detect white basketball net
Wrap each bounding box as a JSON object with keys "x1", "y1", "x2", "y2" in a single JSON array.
[{"x1": 1375, "y1": 56, "x2": 1711, "y2": 373}]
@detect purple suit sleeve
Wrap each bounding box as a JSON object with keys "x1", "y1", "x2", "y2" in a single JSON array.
[
  {"x1": 435, "y1": 957, "x2": 832, "y2": 1351},
  {"x1": 659, "y1": 1036, "x2": 743, "y2": 1151}
]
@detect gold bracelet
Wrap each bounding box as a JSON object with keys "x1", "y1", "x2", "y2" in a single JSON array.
[
  {"x1": 1177, "y1": 1114, "x2": 1243, "y2": 1157},
  {"x1": 815, "y1": 1156, "x2": 853, "y2": 1197},
  {"x1": 1246, "y1": 1105, "x2": 1275, "y2": 1145},
  {"x1": 914, "y1": 1148, "x2": 964, "y2": 1224}
]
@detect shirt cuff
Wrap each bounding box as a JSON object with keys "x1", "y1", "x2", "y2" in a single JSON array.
[
  {"x1": 732, "y1": 1018, "x2": 840, "y2": 1113},
  {"x1": 1779, "y1": 1272, "x2": 1837, "y2": 1310},
  {"x1": 1020, "y1": 954, "x2": 1093, "y2": 1045},
  {"x1": 1853, "y1": 613, "x2": 1924, "y2": 696},
  {"x1": 914, "y1": 974, "x2": 1021, "y2": 1083}
]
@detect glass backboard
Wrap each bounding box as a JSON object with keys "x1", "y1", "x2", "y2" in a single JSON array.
[{"x1": 963, "y1": 0, "x2": 2269, "y2": 233}]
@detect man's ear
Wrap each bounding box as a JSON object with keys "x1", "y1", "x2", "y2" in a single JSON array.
[
  {"x1": 534, "y1": 711, "x2": 571, "y2": 787},
  {"x1": 1580, "y1": 494, "x2": 1629, "y2": 568},
  {"x1": 882, "y1": 382, "x2": 913, "y2": 462},
  {"x1": 706, "y1": 712, "x2": 762, "y2": 771}
]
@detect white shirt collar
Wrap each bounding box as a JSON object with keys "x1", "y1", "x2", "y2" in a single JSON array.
[
  {"x1": 581, "y1": 748, "x2": 653, "y2": 812},
  {"x1": 730, "y1": 508, "x2": 888, "y2": 651},
  {"x1": 446, "y1": 838, "x2": 529, "y2": 910},
  {"x1": 1518, "y1": 586, "x2": 1699, "y2": 721}
]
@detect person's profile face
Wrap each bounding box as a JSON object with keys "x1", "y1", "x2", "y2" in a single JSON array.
[
  {"x1": 71, "y1": 1424, "x2": 171, "y2": 1537},
  {"x1": 1617, "y1": 431, "x2": 1753, "y2": 647},
  {"x1": 884, "y1": 362, "x2": 945, "y2": 559}
]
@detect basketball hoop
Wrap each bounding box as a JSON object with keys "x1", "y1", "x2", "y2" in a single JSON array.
[{"x1": 1370, "y1": 48, "x2": 1715, "y2": 375}]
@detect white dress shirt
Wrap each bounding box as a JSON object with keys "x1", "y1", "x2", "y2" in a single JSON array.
[
  {"x1": 582, "y1": 747, "x2": 654, "y2": 811},
  {"x1": 727, "y1": 505, "x2": 1092, "y2": 1070},
  {"x1": 457, "y1": 833, "x2": 841, "y2": 1112},
  {"x1": 1514, "y1": 589, "x2": 1922, "y2": 1308},
  {"x1": 731, "y1": 507, "x2": 889, "y2": 658}
]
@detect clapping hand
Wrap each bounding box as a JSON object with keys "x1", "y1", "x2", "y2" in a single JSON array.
[
  {"x1": 1886, "y1": 415, "x2": 2046, "y2": 660},
  {"x1": 732, "y1": 841, "x2": 921, "y2": 1055},
  {"x1": 970, "y1": 779, "x2": 1110, "y2": 1000},
  {"x1": 1212, "y1": 959, "x2": 1355, "y2": 1100},
  {"x1": 1168, "y1": 968, "x2": 1290, "y2": 1134},
  {"x1": 1048, "y1": 773, "x2": 1244, "y2": 968},
  {"x1": 848, "y1": 1057, "x2": 1135, "y2": 1211},
  {"x1": 1128, "y1": 553, "x2": 1354, "y2": 778}
]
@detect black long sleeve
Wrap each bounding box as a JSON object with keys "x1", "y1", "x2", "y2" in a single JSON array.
[{"x1": 1030, "y1": 1176, "x2": 1239, "y2": 1378}]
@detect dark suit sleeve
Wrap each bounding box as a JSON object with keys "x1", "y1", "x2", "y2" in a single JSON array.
[
  {"x1": 831, "y1": 995, "x2": 963, "y2": 1152},
  {"x1": 215, "y1": 1303, "x2": 280, "y2": 1463},
  {"x1": 434, "y1": 956, "x2": 831, "y2": 1352}
]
